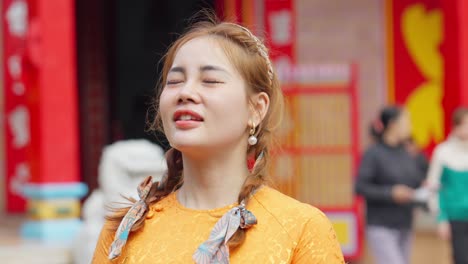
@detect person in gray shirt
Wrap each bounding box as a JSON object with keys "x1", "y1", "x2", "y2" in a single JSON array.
[{"x1": 355, "y1": 106, "x2": 426, "y2": 264}]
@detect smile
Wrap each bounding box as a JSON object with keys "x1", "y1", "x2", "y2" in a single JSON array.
[
  {"x1": 177, "y1": 114, "x2": 203, "y2": 121},
  {"x1": 173, "y1": 110, "x2": 204, "y2": 122}
]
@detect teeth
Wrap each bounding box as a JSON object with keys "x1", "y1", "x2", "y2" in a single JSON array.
[{"x1": 179, "y1": 114, "x2": 193, "y2": 121}]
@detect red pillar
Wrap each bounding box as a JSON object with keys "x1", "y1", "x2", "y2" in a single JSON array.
[
  {"x1": 3, "y1": 0, "x2": 30, "y2": 212},
  {"x1": 443, "y1": 0, "x2": 468, "y2": 130},
  {"x1": 458, "y1": 0, "x2": 468, "y2": 106},
  {"x1": 33, "y1": 0, "x2": 80, "y2": 183},
  {"x1": 3, "y1": 0, "x2": 86, "y2": 241}
]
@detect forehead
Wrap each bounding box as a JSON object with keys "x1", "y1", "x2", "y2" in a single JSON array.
[{"x1": 172, "y1": 36, "x2": 233, "y2": 69}]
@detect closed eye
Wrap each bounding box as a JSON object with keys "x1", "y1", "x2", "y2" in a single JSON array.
[
  {"x1": 167, "y1": 80, "x2": 183, "y2": 85},
  {"x1": 203, "y1": 79, "x2": 224, "y2": 84}
]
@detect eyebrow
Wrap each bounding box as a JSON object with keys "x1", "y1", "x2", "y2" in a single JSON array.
[
  {"x1": 200, "y1": 65, "x2": 229, "y2": 74},
  {"x1": 168, "y1": 65, "x2": 229, "y2": 75},
  {"x1": 168, "y1": 66, "x2": 185, "y2": 74}
]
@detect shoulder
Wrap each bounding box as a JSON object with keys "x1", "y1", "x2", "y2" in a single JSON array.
[
  {"x1": 251, "y1": 186, "x2": 331, "y2": 234},
  {"x1": 356, "y1": 144, "x2": 381, "y2": 167},
  {"x1": 366, "y1": 143, "x2": 381, "y2": 152},
  {"x1": 362, "y1": 144, "x2": 382, "y2": 158},
  {"x1": 432, "y1": 140, "x2": 453, "y2": 161},
  {"x1": 251, "y1": 187, "x2": 344, "y2": 263},
  {"x1": 252, "y1": 186, "x2": 320, "y2": 214}
]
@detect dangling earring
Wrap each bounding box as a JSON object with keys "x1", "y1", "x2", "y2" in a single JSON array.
[{"x1": 248, "y1": 122, "x2": 258, "y2": 145}]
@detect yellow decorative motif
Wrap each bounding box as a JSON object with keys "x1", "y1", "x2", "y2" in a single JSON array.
[{"x1": 401, "y1": 4, "x2": 444, "y2": 147}]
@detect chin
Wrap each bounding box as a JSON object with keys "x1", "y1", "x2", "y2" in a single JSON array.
[{"x1": 169, "y1": 139, "x2": 208, "y2": 151}]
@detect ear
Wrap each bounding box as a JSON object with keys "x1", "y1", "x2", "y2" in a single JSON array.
[{"x1": 249, "y1": 92, "x2": 270, "y2": 126}]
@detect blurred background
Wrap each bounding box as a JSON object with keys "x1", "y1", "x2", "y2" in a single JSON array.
[{"x1": 1, "y1": 0, "x2": 466, "y2": 263}]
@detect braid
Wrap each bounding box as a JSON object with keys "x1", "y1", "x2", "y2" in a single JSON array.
[
  {"x1": 227, "y1": 145, "x2": 269, "y2": 248},
  {"x1": 226, "y1": 23, "x2": 274, "y2": 85},
  {"x1": 106, "y1": 148, "x2": 184, "y2": 231},
  {"x1": 210, "y1": 23, "x2": 278, "y2": 250}
]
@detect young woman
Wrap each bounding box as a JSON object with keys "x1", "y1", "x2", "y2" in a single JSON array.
[
  {"x1": 355, "y1": 106, "x2": 426, "y2": 264},
  {"x1": 92, "y1": 18, "x2": 344, "y2": 263},
  {"x1": 427, "y1": 107, "x2": 468, "y2": 264}
]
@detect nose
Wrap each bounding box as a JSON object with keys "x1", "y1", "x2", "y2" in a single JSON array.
[{"x1": 177, "y1": 81, "x2": 200, "y2": 104}]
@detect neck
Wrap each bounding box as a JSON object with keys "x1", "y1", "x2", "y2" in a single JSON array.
[
  {"x1": 177, "y1": 143, "x2": 250, "y2": 210},
  {"x1": 449, "y1": 134, "x2": 468, "y2": 149},
  {"x1": 382, "y1": 132, "x2": 400, "y2": 147}
]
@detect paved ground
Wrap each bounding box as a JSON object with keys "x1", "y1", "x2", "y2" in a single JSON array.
[{"x1": 0, "y1": 214, "x2": 73, "y2": 264}]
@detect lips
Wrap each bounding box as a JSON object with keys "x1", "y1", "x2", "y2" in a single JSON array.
[{"x1": 173, "y1": 110, "x2": 204, "y2": 122}]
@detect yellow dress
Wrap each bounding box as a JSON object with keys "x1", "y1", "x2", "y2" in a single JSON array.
[{"x1": 92, "y1": 186, "x2": 345, "y2": 263}]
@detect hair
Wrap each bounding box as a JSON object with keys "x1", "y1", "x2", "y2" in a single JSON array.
[
  {"x1": 452, "y1": 106, "x2": 468, "y2": 127},
  {"x1": 107, "y1": 14, "x2": 284, "y2": 250},
  {"x1": 370, "y1": 105, "x2": 403, "y2": 141}
]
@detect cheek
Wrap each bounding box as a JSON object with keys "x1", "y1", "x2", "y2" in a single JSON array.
[
  {"x1": 460, "y1": 125, "x2": 468, "y2": 135},
  {"x1": 403, "y1": 123, "x2": 410, "y2": 133},
  {"x1": 158, "y1": 90, "x2": 173, "y2": 126},
  {"x1": 209, "y1": 95, "x2": 249, "y2": 129},
  {"x1": 401, "y1": 120, "x2": 411, "y2": 133}
]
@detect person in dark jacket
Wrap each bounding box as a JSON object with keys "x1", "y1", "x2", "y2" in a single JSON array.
[{"x1": 355, "y1": 106, "x2": 426, "y2": 264}]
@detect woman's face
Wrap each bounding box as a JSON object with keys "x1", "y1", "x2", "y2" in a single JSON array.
[
  {"x1": 388, "y1": 110, "x2": 412, "y2": 141},
  {"x1": 159, "y1": 36, "x2": 252, "y2": 153},
  {"x1": 454, "y1": 114, "x2": 468, "y2": 141}
]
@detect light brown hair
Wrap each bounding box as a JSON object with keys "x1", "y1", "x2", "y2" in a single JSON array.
[
  {"x1": 107, "y1": 15, "x2": 284, "y2": 250},
  {"x1": 452, "y1": 106, "x2": 468, "y2": 127}
]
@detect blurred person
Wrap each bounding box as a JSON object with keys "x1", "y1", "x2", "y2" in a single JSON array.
[
  {"x1": 404, "y1": 136, "x2": 431, "y2": 210},
  {"x1": 426, "y1": 107, "x2": 468, "y2": 264},
  {"x1": 92, "y1": 15, "x2": 344, "y2": 263},
  {"x1": 355, "y1": 106, "x2": 426, "y2": 264},
  {"x1": 404, "y1": 137, "x2": 429, "y2": 173}
]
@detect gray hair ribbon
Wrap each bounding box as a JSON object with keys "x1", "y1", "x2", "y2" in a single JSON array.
[
  {"x1": 108, "y1": 176, "x2": 153, "y2": 260},
  {"x1": 192, "y1": 203, "x2": 257, "y2": 263}
]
